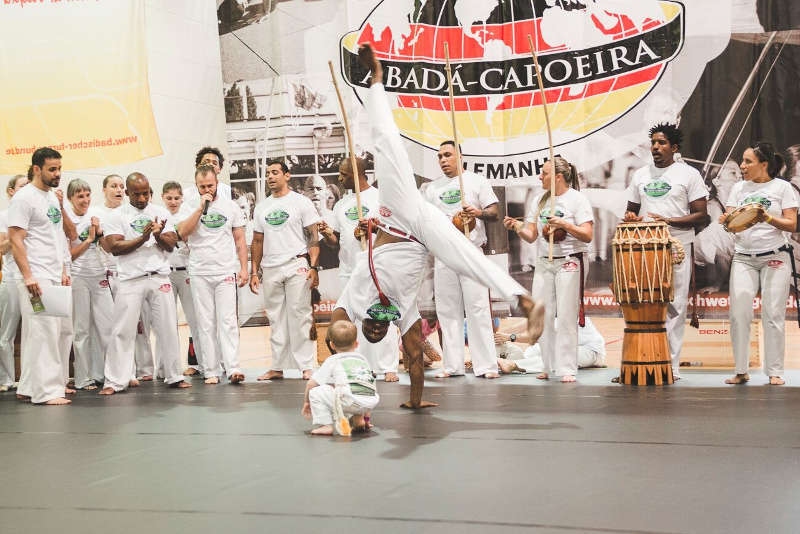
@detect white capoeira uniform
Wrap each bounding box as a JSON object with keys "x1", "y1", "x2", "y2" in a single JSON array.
[
  {"x1": 102, "y1": 202, "x2": 184, "y2": 392},
  {"x1": 528, "y1": 188, "x2": 593, "y2": 377},
  {"x1": 332, "y1": 186, "x2": 399, "y2": 375},
  {"x1": 9, "y1": 186, "x2": 73, "y2": 403},
  {"x1": 726, "y1": 178, "x2": 797, "y2": 377},
  {"x1": 309, "y1": 351, "x2": 379, "y2": 428},
  {"x1": 68, "y1": 206, "x2": 114, "y2": 388},
  {"x1": 424, "y1": 171, "x2": 499, "y2": 376},
  {"x1": 511, "y1": 317, "x2": 606, "y2": 373},
  {"x1": 627, "y1": 162, "x2": 707, "y2": 378},
  {"x1": 96, "y1": 204, "x2": 154, "y2": 380},
  {"x1": 182, "y1": 196, "x2": 245, "y2": 379},
  {"x1": 253, "y1": 191, "x2": 320, "y2": 373},
  {"x1": 335, "y1": 83, "x2": 527, "y2": 336},
  {"x1": 168, "y1": 204, "x2": 204, "y2": 373},
  {"x1": 0, "y1": 209, "x2": 23, "y2": 389}
]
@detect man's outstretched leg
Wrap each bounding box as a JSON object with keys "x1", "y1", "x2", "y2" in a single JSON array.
[{"x1": 400, "y1": 320, "x2": 437, "y2": 409}]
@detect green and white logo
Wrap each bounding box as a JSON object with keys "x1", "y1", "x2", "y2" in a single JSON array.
[
  {"x1": 439, "y1": 188, "x2": 461, "y2": 205},
  {"x1": 742, "y1": 195, "x2": 771, "y2": 209},
  {"x1": 201, "y1": 212, "x2": 227, "y2": 229},
  {"x1": 345, "y1": 205, "x2": 369, "y2": 221},
  {"x1": 46, "y1": 206, "x2": 61, "y2": 224},
  {"x1": 129, "y1": 216, "x2": 152, "y2": 234},
  {"x1": 265, "y1": 209, "x2": 289, "y2": 227},
  {"x1": 644, "y1": 180, "x2": 672, "y2": 198},
  {"x1": 539, "y1": 208, "x2": 564, "y2": 224},
  {"x1": 366, "y1": 302, "x2": 401, "y2": 322}
]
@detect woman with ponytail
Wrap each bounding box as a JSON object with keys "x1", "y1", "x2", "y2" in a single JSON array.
[
  {"x1": 503, "y1": 157, "x2": 593, "y2": 382},
  {"x1": 721, "y1": 142, "x2": 797, "y2": 386}
]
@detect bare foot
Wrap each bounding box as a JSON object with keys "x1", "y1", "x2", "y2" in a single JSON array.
[
  {"x1": 98, "y1": 387, "x2": 116, "y2": 395},
  {"x1": 183, "y1": 367, "x2": 199, "y2": 376},
  {"x1": 229, "y1": 373, "x2": 245, "y2": 384},
  {"x1": 383, "y1": 372, "x2": 399, "y2": 382},
  {"x1": 128, "y1": 379, "x2": 140, "y2": 388},
  {"x1": 257, "y1": 370, "x2": 283, "y2": 381},
  {"x1": 519, "y1": 295, "x2": 545, "y2": 344},
  {"x1": 725, "y1": 373, "x2": 749, "y2": 385},
  {"x1": 434, "y1": 372, "x2": 456, "y2": 378},
  {"x1": 481, "y1": 372, "x2": 500, "y2": 379},
  {"x1": 16, "y1": 394, "x2": 30, "y2": 402},
  {"x1": 611, "y1": 376, "x2": 621, "y2": 383},
  {"x1": 81, "y1": 384, "x2": 98, "y2": 391},
  {"x1": 43, "y1": 397, "x2": 71, "y2": 405},
  {"x1": 536, "y1": 372, "x2": 549, "y2": 380},
  {"x1": 769, "y1": 376, "x2": 785, "y2": 385},
  {"x1": 302, "y1": 369, "x2": 313, "y2": 380},
  {"x1": 204, "y1": 376, "x2": 219, "y2": 385},
  {"x1": 311, "y1": 425, "x2": 334, "y2": 435},
  {"x1": 170, "y1": 381, "x2": 192, "y2": 389},
  {"x1": 139, "y1": 375, "x2": 153, "y2": 382},
  {"x1": 400, "y1": 400, "x2": 438, "y2": 409},
  {"x1": 560, "y1": 375, "x2": 576, "y2": 383},
  {"x1": 65, "y1": 387, "x2": 76, "y2": 395},
  {"x1": 497, "y1": 359, "x2": 525, "y2": 374}
]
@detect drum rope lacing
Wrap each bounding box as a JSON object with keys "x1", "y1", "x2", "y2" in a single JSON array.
[{"x1": 612, "y1": 223, "x2": 680, "y2": 304}]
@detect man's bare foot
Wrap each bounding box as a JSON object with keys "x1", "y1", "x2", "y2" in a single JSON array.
[
  {"x1": 302, "y1": 369, "x2": 313, "y2": 380},
  {"x1": 497, "y1": 359, "x2": 525, "y2": 374},
  {"x1": 537, "y1": 372, "x2": 549, "y2": 380},
  {"x1": 311, "y1": 425, "x2": 334, "y2": 435},
  {"x1": 769, "y1": 376, "x2": 785, "y2": 385},
  {"x1": 725, "y1": 373, "x2": 749, "y2": 385},
  {"x1": 229, "y1": 373, "x2": 245, "y2": 384},
  {"x1": 519, "y1": 295, "x2": 545, "y2": 344},
  {"x1": 129, "y1": 379, "x2": 140, "y2": 388},
  {"x1": 16, "y1": 394, "x2": 30, "y2": 402},
  {"x1": 257, "y1": 370, "x2": 283, "y2": 381},
  {"x1": 434, "y1": 371, "x2": 451, "y2": 378},
  {"x1": 139, "y1": 375, "x2": 153, "y2": 382},
  {"x1": 183, "y1": 367, "x2": 199, "y2": 376},
  {"x1": 481, "y1": 372, "x2": 500, "y2": 379},
  {"x1": 204, "y1": 376, "x2": 219, "y2": 385},
  {"x1": 561, "y1": 375, "x2": 576, "y2": 383},
  {"x1": 383, "y1": 372, "x2": 399, "y2": 382},
  {"x1": 400, "y1": 400, "x2": 438, "y2": 409},
  {"x1": 170, "y1": 380, "x2": 192, "y2": 389},
  {"x1": 611, "y1": 376, "x2": 621, "y2": 383},
  {"x1": 65, "y1": 387, "x2": 76, "y2": 395},
  {"x1": 43, "y1": 397, "x2": 71, "y2": 405},
  {"x1": 98, "y1": 387, "x2": 116, "y2": 395},
  {"x1": 80, "y1": 384, "x2": 98, "y2": 391}
]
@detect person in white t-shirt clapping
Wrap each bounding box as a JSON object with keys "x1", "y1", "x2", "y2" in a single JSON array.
[
  {"x1": 177, "y1": 165, "x2": 249, "y2": 384},
  {"x1": 504, "y1": 156, "x2": 594, "y2": 383},
  {"x1": 623, "y1": 123, "x2": 708, "y2": 380}
]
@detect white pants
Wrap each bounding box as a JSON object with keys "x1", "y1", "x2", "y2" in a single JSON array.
[
  {"x1": 667, "y1": 254, "x2": 692, "y2": 378},
  {"x1": 309, "y1": 384, "x2": 379, "y2": 426},
  {"x1": 170, "y1": 269, "x2": 204, "y2": 371},
  {"x1": 191, "y1": 273, "x2": 241, "y2": 378},
  {"x1": 520, "y1": 344, "x2": 604, "y2": 372},
  {"x1": 340, "y1": 274, "x2": 398, "y2": 374},
  {"x1": 16, "y1": 279, "x2": 73, "y2": 403},
  {"x1": 729, "y1": 250, "x2": 791, "y2": 376},
  {"x1": 262, "y1": 256, "x2": 315, "y2": 372},
  {"x1": 103, "y1": 274, "x2": 183, "y2": 391},
  {"x1": 434, "y1": 259, "x2": 497, "y2": 376},
  {"x1": 531, "y1": 256, "x2": 581, "y2": 377},
  {"x1": 108, "y1": 270, "x2": 154, "y2": 378},
  {"x1": 0, "y1": 280, "x2": 21, "y2": 387},
  {"x1": 71, "y1": 274, "x2": 114, "y2": 388}
]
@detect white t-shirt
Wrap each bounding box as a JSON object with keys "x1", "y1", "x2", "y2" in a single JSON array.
[
  {"x1": 311, "y1": 351, "x2": 378, "y2": 398},
  {"x1": 627, "y1": 161, "x2": 708, "y2": 246},
  {"x1": 104, "y1": 203, "x2": 175, "y2": 281},
  {"x1": 69, "y1": 207, "x2": 106, "y2": 278},
  {"x1": 95, "y1": 204, "x2": 120, "y2": 273},
  {"x1": 332, "y1": 187, "x2": 380, "y2": 277},
  {"x1": 183, "y1": 196, "x2": 245, "y2": 276},
  {"x1": 183, "y1": 181, "x2": 232, "y2": 209},
  {"x1": 527, "y1": 188, "x2": 593, "y2": 256},
  {"x1": 252, "y1": 191, "x2": 321, "y2": 268},
  {"x1": 167, "y1": 204, "x2": 194, "y2": 269},
  {"x1": 424, "y1": 171, "x2": 499, "y2": 247},
  {"x1": 0, "y1": 210, "x2": 20, "y2": 281},
  {"x1": 726, "y1": 178, "x2": 799, "y2": 254},
  {"x1": 7, "y1": 186, "x2": 65, "y2": 282}
]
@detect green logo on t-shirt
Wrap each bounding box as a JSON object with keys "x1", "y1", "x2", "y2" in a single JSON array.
[
  {"x1": 439, "y1": 189, "x2": 461, "y2": 205},
  {"x1": 366, "y1": 302, "x2": 401, "y2": 322},
  {"x1": 340, "y1": 356, "x2": 376, "y2": 395},
  {"x1": 742, "y1": 195, "x2": 771, "y2": 209},
  {"x1": 265, "y1": 209, "x2": 289, "y2": 227},
  {"x1": 345, "y1": 205, "x2": 369, "y2": 221},
  {"x1": 644, "y1": 180, "x2": 672, "y2": 198},
  {"x1": 538, "y1": 207, "x2": 564, "y2": 224},
  {"x1": 130, "y1": 216, "x2": 152, "y2": 234},
  {"x1": 200, "y1": 212, "x2": 227, "y2": 229},
  {"x1": 46, "y1": 206, "x2": 61, "y2": 224}
]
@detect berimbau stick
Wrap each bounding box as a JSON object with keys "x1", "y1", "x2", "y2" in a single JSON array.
[{"x1": 443, "y1": 42, "x2": 471, "y2": 238}]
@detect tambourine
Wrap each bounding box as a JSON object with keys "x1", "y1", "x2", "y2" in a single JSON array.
[
  {"x1": 542, "y1": 224, "x2": 567, "y2": 243},
  {"x1": 723, "y1": 203, "x2": 765, "y2": 234},
  {"x1": 452, "y1": 212, "x2": 476, "y2": 234}
]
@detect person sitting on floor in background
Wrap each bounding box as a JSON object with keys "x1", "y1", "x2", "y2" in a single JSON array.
[
  {"x1": 494, "y1": 317, "x2": 606, "y2": 374},
  {"x1": 302, "y1": 320, "x2": 379, "y2": 436}
]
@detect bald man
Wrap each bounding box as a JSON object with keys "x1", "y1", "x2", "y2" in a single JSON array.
[{"x1": 99, "y1": 173, "x2": 191, "y2": 395}]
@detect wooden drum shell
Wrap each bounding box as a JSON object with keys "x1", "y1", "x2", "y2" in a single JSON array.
[{"x1": 619, "y1": 303, "x2": 673, "y2": 385}]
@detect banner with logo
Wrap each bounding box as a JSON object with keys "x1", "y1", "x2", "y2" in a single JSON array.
[
  {"x1": 218, "y1": 0, "x2": 800, "y2": 322},
  {"x1": 0, "y1": 0, "x2": 161, "y2": 174}
]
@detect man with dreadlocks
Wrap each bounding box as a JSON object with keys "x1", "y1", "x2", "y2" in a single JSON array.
[
  {"x1": 623, "y1": 123, "x2": 709, "y2": 380},
  {"x1": 330, "y1": 44, "x2": 544, "y2": 409}
]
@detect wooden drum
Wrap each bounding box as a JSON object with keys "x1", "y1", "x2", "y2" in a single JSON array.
[{"x1": 612, "y1": 222, "x2": 677, "y2": 385}]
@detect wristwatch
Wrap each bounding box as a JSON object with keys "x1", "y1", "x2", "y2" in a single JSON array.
[{"x1": 509, "y1": 333, "x2": 516, "y2": 342}]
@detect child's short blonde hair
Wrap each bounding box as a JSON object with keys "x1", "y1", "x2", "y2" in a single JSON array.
[{"x1": 328, "y1": 320, "x2": 358, "y2": 352}]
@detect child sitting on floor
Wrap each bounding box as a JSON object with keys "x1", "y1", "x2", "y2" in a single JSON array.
[{"x1": 302, "y1": 320, "x2": 379, "y2": 436}]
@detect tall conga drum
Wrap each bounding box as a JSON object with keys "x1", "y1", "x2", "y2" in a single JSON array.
[{"x1": 612, "y1": 221, "x2": 681, "y2": 385}]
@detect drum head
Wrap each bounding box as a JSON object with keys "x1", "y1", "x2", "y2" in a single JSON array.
[{"x1": 724, "y1": 204, "x2": 762, "y2": 233}]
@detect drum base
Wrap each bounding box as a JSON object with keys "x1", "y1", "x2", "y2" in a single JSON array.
[{"x1": 617, "y1": 303, "x2": 674, "y2": 386}]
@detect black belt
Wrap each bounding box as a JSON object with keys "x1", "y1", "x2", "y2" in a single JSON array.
[
  {"x1": 540, "y1": 252, "x2": 584, "y2": 260},
  {"x1": 736, "y1": 245, "x2": 790, "y2": 258},
  {"x1": 170, "y1": 266, "x2": 186, "y2": 272},
  {"x1": 295, "y1": 253, "x2": 309, "y2": 260}
]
